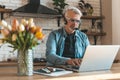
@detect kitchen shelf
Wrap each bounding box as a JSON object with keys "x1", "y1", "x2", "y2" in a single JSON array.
[
  {"x1": 0, "y1": 8, "x2": 12, "y2": 20},
  {"x1": 86, "y1": 31, "x2": 106, "y2": 36},
  {"x1": 81, "y1": 15, "x2": 106, "y2": 45},
  {"x1": 81, "y1": 15, "x2": 104, "y2": 29},
  {"x1": 0, "y1": 8, "x2": 12, "y2": 12},
  {"x1": 81, "y1": 15, "x2": 104, "y2": 19},
  {"x1": 86, "y1": 31, "x2": 106, "y2": 45}
]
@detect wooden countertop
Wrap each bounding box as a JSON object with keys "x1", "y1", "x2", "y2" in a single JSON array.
[
  {"x1": 0, "y1": 61, "x2": 46, "y2": 66},
  {"x1": 0, "y1": 63, "x2": 120, "y2": 80}
]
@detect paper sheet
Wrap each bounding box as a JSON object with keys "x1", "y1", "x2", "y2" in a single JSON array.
[{"x1": 34, "y1": 68, "x2": 73, "y2": 77}]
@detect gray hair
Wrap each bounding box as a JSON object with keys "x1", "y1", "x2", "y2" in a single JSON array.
[{"x1": 63, "y1": 6, "x2": 83, "y2": 18}]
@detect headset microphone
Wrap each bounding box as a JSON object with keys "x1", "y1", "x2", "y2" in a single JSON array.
[{"x1": 74, "y1": 28, "x2": 79, "y2": 30}]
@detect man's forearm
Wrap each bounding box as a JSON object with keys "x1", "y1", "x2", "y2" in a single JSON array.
[{"x1": 46, "y1": 53, "x2": 70, "y2": 65}]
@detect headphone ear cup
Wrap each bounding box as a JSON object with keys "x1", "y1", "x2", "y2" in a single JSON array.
[
  {"x1": 65, "y1": 18, "x2": 67, "y2": 24},
  {"x1": 63, "y1": 16, "x2": 67, "y2": 24}
]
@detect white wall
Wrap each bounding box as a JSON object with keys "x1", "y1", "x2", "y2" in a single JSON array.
[
  {"x1": 101, "y1": 0, "x2": 112, "y2": 44},
  {"x1": 112, "y1": 0, "x2": 120, "y2": 60}
]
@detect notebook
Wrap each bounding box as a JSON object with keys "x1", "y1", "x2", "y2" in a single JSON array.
[
  {"x1": 61, "y1": 45, "x2": 120, "y2": 72},
  {"x1": 34, "y1": 67, "x2": 73, "y2": 76}
]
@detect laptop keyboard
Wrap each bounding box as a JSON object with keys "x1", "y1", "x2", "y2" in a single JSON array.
[
  {"x1": 55, "y1": 65, "x2": 79, "y2": 72},
  {"x1": 66, "y1": 65, "x2": 79, "y2": 69}
]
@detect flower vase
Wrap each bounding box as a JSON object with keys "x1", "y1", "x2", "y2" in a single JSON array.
[{"x1": 17, "y1": 49, "x2": 33, "y2": 76}]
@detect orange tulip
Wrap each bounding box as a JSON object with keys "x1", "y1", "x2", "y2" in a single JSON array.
[
  {"x1": 1, "y1": 29, "x2": 10, "y2": 37},
  {"x1": 12, "y1": 19, "x2": 19, "y2": 31},
  {"x1": 0, "y1": 39, "x2": 4, "y2": 44},
  {"x1": 35, "y1": 31, "x2": 45, "y2": 40},
  {"x1": 29, "y1": 26, "x2": 37, "y2": 34},
  {"x1": 35, "y1": 26, "x2": 42, "y2": 32}
]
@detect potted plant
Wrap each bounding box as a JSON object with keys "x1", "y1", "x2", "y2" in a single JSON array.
[
  {"x1": 78, "y1": 0, "x2": 94, "y2": 15},
  {"x1": 52, "y1": 0, "x2": 68, "y2": 15}
]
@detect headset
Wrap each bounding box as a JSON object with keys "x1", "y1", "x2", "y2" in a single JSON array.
[
  {"x1": 63, "y1": 15, "x2": 67, "y2": 24},
  {"x1": 63, "y1": 15, "x2": 82, "y2": 29},
  {"x1": 63, "y1": 6, "x2": 82, "y2": 29}
]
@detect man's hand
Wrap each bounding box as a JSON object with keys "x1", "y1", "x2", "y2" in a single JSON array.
[{"x1": 66, "y1": 59, "x2": 82, "y2": 66}]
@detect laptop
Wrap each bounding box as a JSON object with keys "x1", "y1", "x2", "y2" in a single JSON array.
[
  {"x1": 62, "y1": 45, "x2": 120, "y2": 72},
  {"x1": 34, "y1": 45, "x2": 120, "y2": 75}
]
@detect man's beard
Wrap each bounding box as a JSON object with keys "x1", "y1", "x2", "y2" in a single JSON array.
[{"x1": 69, "y1": 26, "x2": 78, "y2": 31}]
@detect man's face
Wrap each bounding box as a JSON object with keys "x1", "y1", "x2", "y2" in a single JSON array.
[{"x1": 65, "y1": 10, "x2": 81, "y2": 34}]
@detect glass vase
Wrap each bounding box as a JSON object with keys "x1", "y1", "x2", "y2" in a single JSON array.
[{"x1": 17, "y1": 49, "x2": 33, "y2": 76}]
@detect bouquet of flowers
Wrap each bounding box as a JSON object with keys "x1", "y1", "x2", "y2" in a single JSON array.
[
  {"x1": 0, "y1": 18, "x2": 45, "y2": 51},
  {"x1": 0, "y1": 18, "x2": 45, "y2": 76}
]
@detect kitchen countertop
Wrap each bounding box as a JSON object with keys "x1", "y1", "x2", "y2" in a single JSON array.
[
  {"x1": 0, "y1": 61, "x2": 46, "y2": 66},
  {"x1": 0, "y1": 63, "x2": 120, "y2": 80}
]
